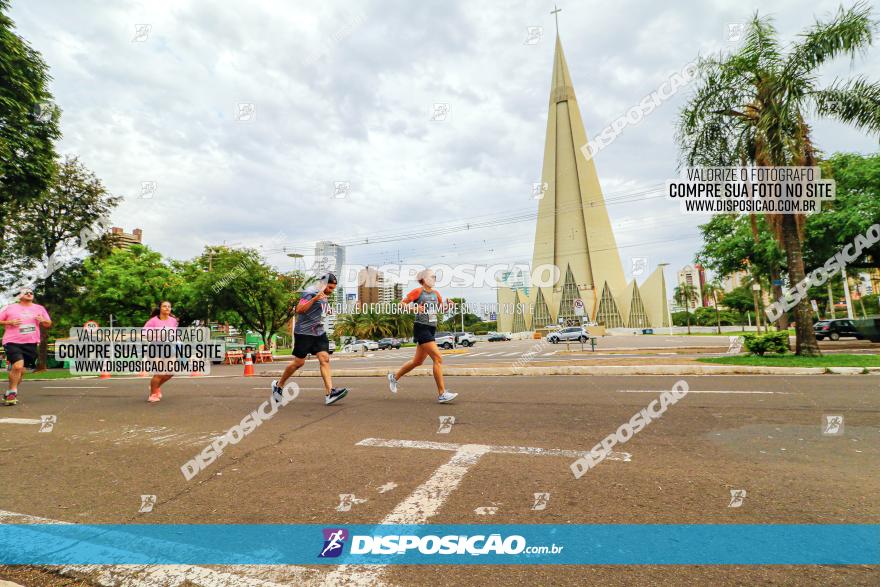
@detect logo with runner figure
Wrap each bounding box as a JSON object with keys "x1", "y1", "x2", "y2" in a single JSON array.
[{"x1": 319, "y1": 528, "x2": 349, "y2": 558}]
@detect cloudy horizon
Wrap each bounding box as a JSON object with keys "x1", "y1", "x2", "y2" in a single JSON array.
[{"x1": 9, "y1": 0, "x2": 880, "y2": 304}]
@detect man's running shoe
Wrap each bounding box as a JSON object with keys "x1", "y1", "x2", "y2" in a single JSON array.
[
  {"x1": 147, "y1": 392, "x2": 161, "y2": 403},
  {"x1": 325, "y1": 387, "x2": 349, "y2": 405},
  {"x1": 387, "y1": 373, "x2": 398, "y2": 393},
  {"x1": 4, "y1": 391, "x2": 18, "y2": 406},
  {"x1": 271, "y1": 379, "x2": 284, "y2": 404},
  {"x1": 437, "y1": 391, "x2": 457, "y2": 403}
]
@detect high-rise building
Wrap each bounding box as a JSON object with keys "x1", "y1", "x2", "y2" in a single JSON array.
[
  {"x1": 357, "y1": 266, "x2": 402, "y2": 306},
  {"x1": 109, "y1": 227, "x2": 143, "y2": 249},
  {"x1": 721, "y1": 270, "x2": 748, "y2": 293},
  {"x1": 314, "y1": 240, "x2": 346, "y2": 302},
  {"x1": 677, "y1": 265, "x2": 706, "y2": 309},
  {"x1": 496, "y1": 32, "x2": 667, "y2": 332}
]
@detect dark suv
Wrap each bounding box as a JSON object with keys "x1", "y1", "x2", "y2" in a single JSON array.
[
  {"x1": 813, "y1": 319, "x2": 864, "y2": 341},
  {"x1": 378, "y1": 337, "x2": 401, "y2": 350}
]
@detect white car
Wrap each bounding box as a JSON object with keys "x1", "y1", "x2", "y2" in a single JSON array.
[
  {"x1": 435, "y1": 332, "x2": 456, "y2": 349},
  {"x1": 453, "y1": 332, "x2": 477, "y2": 347},
  {"x1": 546, "y1": 326, "x2": 592, "y2": 344},
  {"x1": 342, "y1": 339, "x2": 379, "y2": 352}
]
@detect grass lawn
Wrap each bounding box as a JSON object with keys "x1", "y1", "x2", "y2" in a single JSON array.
[
  {"x1": 0, "y1": 369, "x2": 91, "y2": 380},
  {"x1": 698, "y1": 354, "x2": 880, "y2": 368}
]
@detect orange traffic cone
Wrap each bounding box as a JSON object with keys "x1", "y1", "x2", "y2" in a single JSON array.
[
  {"x1": 99, "y1": 371, "x2": 111, "y2": 380},
  {"x1": 243, "y1": 352, "x2": 255, "y2": 377},
  {"x1": 139, "y1": 370, "x2": 148, "y2": 378}
]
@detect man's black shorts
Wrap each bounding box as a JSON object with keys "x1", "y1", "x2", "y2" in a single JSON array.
[
  {"x1": 292, "y1": 333, "x2": 330, "y2": 358},
  {"x1": 4, "y1": 343, "x2": 38, "y2": 369},
  {"x1": 413, "y1": 323, "x2": 436, "y2": 345}
]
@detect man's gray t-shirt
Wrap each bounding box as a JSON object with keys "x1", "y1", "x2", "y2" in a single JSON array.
[{"x1": 294, "y1": 290, "x2": 327, "y2": 336}]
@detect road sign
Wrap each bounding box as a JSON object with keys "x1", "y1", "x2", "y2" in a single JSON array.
[
  {"x1": 810, "y1": 300, "x2": 819, "y2": 312},
  {"x1": 83, "y1": 320, "x2": 100, "y2": 330},
  {"x1": 573, "y1": 298, "x2": 585, "y2": 317}
]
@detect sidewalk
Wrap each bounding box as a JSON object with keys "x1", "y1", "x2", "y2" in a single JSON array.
[{"x1": 258, "y1": 364, "x2": 880, "y2": 377}]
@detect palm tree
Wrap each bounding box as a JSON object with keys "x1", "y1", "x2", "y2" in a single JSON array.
[
  {"x1": 677, "y1": 3, "x2": 880, "y2": 355},
  {"x1": 674, "y1": 284, "x2": 698, "y2": 335},
  {"x1": 334, "y1": 312, "x2": 360, "y2": 340},
  {"x1": 358, "y1": 311, "x2": 395, "y2": 340},
  {"x1": 703, "y1": 280, "x2": 724, "y2": 334}
]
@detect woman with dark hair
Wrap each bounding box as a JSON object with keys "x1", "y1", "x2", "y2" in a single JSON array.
[{"x1": 144, "y1": 300, "x2": 178, "y2": 403}]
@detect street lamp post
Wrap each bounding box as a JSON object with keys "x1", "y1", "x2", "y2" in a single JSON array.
[
  {"x1": 658, "y1": 263, "x2": 674, "y2": 335},
  {"x1": 752, "y1": 282, "x2": 763, "y2": 333}
]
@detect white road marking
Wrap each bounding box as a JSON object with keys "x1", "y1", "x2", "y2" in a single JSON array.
[
  {"x1": 484, "y1": 352, "x2": 504, "y2": 357},
  {"x1": 0, "y1": 418, "x2": 43, "y2": 425},
  {"x1": 42, "y1": 386, "x2": 107, "y2": 389},
  {"x1": 503, "y1": 352, "x2": 521, "y2": 357},
  {"x1": 0, "y1": 509, "x2": 318, "y2": 586},
  {"x1": 541, "y1": 351, "x2": 557, "y2": 356},
  {"x1": 327, "y1": 437, "x2": 629, "y2": 585},
  {"x1": 468, "y1": 352, "x2": 487, "y2": 357},
  {"x1": 356, "y1": 438, "x2": 630, "y2": 460},
  {"x1": 617, "y1": 389, "x2": 785, "y2": 395}
]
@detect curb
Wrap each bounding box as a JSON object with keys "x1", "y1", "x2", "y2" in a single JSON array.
[{"x1": 257, "y1": 365, "x2": 833, "y2": 377}]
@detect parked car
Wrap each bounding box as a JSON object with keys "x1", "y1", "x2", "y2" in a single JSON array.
[
  {"x1": 453, "y1": 332, "x2": 477, "y2": 347},
  {"x1": 378, "y1": 337, "x2": 401, "y2": 350},
  {"x1": 546, "y1": 326, "x2": 592, "y2": 344},
  {"x1": 435, "y1": 331, "x2": 456, "y2": 349},
  {"x1": 813, "y1": 319, "x2": 864, "y2": 341},
  {"x1": 487, "y1": 331, "x2": 511, "y2": 342},
  {"x1": 342, "y1": 339, "x2": 379, "y2": 352}
]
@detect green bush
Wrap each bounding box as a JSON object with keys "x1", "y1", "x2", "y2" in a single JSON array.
[{"x1": 742, "y1": 331, "x2": 790, "y2": 356}]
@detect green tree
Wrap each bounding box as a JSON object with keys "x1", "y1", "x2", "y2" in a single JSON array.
[
  {"x1": 201, "y1": 248, "x2": 311, "y2": 346},
  {"x1": 674, "y1": 284, "x2": 698, "y2": 334},
  {"x1": 0, "y1": 0, "x2": 61, "y2": 265},
  {"x1": 77, "y1": 245, "x2": 183, "y2": 326},
  {"x1": 677, "y1": 3, "x2": 880, "y2": 355},
  {"x1": 703, "y1": 280, "x2": 725, "y2": 334},
  {"x1": 9, "y1": 155, "x2": 119, "y2": 368}
]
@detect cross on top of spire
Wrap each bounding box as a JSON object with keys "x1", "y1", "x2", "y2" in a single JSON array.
[{"x1": 551, "y1": 4, "x2": 561, "y2": 34}]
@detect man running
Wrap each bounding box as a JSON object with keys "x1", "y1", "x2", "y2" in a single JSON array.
[
  {"x1": 0, "y1": 288, "x2": 52, "y2": 405},
  {"x1": 272, "y1": 274, "x2": 348, "y2": 405},
  {"x1": 387, "y1": 269, "x2": 457, "y2": 403}
]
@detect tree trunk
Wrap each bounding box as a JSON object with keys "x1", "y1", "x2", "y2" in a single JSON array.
[
  {"x1": 36, "y1": 325, "x2": 49, "y2": 372},
  {"x1": 713, "y1": 293, "x2": 721, "y2": 334},
  {"x1": 780, "y1": 215, "x2": 820, "y2": 356},
  {"x1": 827, "y1": 283, "x2": 835, "y2": 319},
  {"x1": 686, "y1": 311, "x2": 691, "y2": 335},
  {"x1": 769, "y1": 268, "x2": 787, "y2": 330}
]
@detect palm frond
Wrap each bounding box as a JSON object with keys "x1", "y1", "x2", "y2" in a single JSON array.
[
  {"x1": 811, "y1": 76, "x2": 880, "y2": 134},
  {"x1": 785, "y1": 2, "x2": 876, "y2": 77}
]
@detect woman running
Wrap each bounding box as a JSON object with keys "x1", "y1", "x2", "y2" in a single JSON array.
[
  {"x1": 387, "y1": 269, "x2": 457, "y2": 403},
  {"x1": 144, "y1": 300, "x2": 178, "y2": 403}
]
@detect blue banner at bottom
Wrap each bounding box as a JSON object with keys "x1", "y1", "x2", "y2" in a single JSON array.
[{"x1": 0, "y1": 524, "x2": 876, "y2": 565}]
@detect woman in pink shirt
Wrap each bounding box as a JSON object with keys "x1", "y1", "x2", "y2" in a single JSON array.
[
  {"x1": 143, "y1": 301, "x2": 178, "y2": 403},
  {"x1": 0, "y1": 288, "x2": 52, "y2": 405}
]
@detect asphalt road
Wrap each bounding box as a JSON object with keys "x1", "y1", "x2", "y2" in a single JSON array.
[
  {"x1": 1, "y1": 373, "x2": 877, "y2": 585},
  {"x1": 266, "y1": 336, "x2": 879, "y2": 372}
]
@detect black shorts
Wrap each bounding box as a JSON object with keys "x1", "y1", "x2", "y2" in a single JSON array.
[
  {"x1": 292, "y1": 333, "x2": 330, "y2": 358},
  {"x1": 413, "y1": 323, "x2": 436, "y2": 345},
  {"x1": 4, "y1": 343, "x2": 38, "y2": 369}
]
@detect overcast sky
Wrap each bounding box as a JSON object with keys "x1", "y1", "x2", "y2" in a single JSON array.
[{"x1": 10, "y1": 0, "x2": 880, "y2": 304}]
